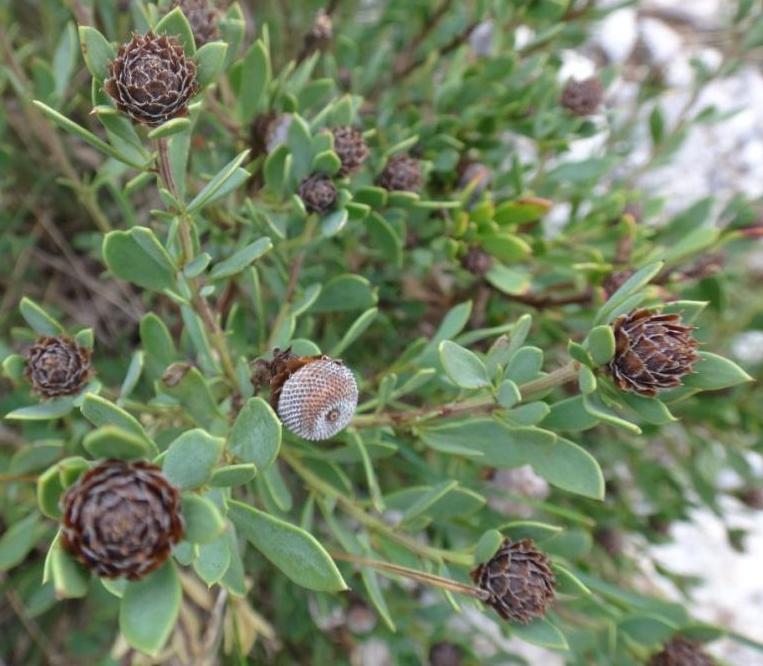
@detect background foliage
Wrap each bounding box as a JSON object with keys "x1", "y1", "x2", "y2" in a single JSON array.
[{"x1": 2, "y1": 0, "x2": 763, "y2": 664}]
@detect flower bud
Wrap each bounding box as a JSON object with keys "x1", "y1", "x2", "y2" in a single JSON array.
[
  {"x1": 298, "y1": 173, "x2": 337, "y2": 214},
  {"x1": 561, "y1": 76, "x2": 603, "y2": 116},
  {"x1": 25, "y1": 336, "x2": 92, "y2": 398},
  {"x1": 376, "y1": 154, "x2": 423, "y2": 192},
  {"x1": 471, "y1": 538, "x2": 556, "y2": 624},
  {"x1": 648, "y1": 636, "x2": 716, "y2": 666},
  {"x1": 262, "y1": 349, "x2": 358, "y2": 441},
  {"x1": 105, "y1": 32, "x2": 199, "y2": 126},
  {"x1": 60, "y1": 460, "x2": 184, "y2": 580},
  {"x1": 331, "y1": 126, "x2": 369, "y2": 176},
  {"x1": 609, "y1": 308, "x2": 698, "y2": 397},
  {"x1": 171, "y1": 0, "x2": 218, "y2": 47}
]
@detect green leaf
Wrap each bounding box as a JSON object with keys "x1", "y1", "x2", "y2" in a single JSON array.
[
  {"x1": 399, "y1": 481, "x2": 459, "y2": 526},
  {"x1": 619, "y1": 615, "x2": 677, "y2": 647},
  {"x1": 33, "y1": 100, "x2": 147, "y2": 168},
  {"x1": 502, "y1": 521, "x2": 562, "y2": 542},
  {"x1": 78, "y1": 26, "x2": 115, "y2": 82},
  {"x1": 553, "y1": 563, "x2": 592, "y2": 597},
  {"x1": 154, "y1": 6, "x2": 196, "y2": 54},
  {"x1": 682, "y1": 351, "x2": 753, "y2": 391},
  {"x1": 320, "y1": 208, "x2": 349, "y2": 237},
  {"x1": 140, "y1": 313, "x2": 176, "y2": 370},
  {"x1": 543, "y1": 395, "x2": 600, "y2": 432},
  {"x1": 237, "y1": 40, "x2": 270, "y2": 121},
  {"x1": 494, "y1": 198, "x2": 550, "y2": 225},
  {"x1": 147, "y1": 117, "x2": 191, "y2": 139},
  {"x1": 439, "y1": 341, "x2": 490, "y2": 389},
  {"x1": 527, "y1": 437, "x2": 605, "y2": 500},
  {"x1": 312, "y1": 149, "x2": 341, "y2": 175},
  {"x1": 578, "y1": 365, "x2": 597, "y2": 394},
  {"x1": 120, "y1": 561, "x2": 182, "y2": 656},
  {"x1": 37, "y1": 465, "x2": 65, "y2": 519},
  {"x1": 361, "y1": 567, "x2": 396, "y2": 631},
  {"x1": 485, "y1": 263, "x2": 530, "y2": 295},
  {"x1": 595, "y1": 261, "x2": 663, "y2": 325},
  {"x1": 229, "y1": 397, "x2": 281, "y2": 471},
  {"x1": 163, "y1": 429, "x2": 224, "y2": 490},
  {"x1": 264, "y1": 144, "x2": 290, "y2": 196},
  {"x1": 209, "y1": 237, "x2": 273, "y2": 280},
  {"x1": 48, "y1": 535, "x2": 90, "y2": 598},
  {"x1": 583, "y1": 394, "x2": 642, "y2": 434},
  {"x1": 194, "y1": 41, "x2": 228, "y2": 87},
  {"x1": 506, "y1": 346, "x2": 543, "y2": 383},
  {"x1": 103, "y1": 227, "x2": 177, "y2": 292},
  {"x1": 497, "y1": 379, "x2": 522, "y2": 409},
  {"x1": 287, "y1": 114, "x2": 314, "y2": 183},
  {"x1": 162, "y1": 365, "x2": 223, "y2": 428},
  {"x1": 585, "y1": 325, "x2": 616, "y2": 366},
  {"x1": 20, "y1": 297, "x2": 65, "y2": 335},
  {"x1": 210, "y1": 463, "x2": 258, "y2": 486},
  {"x1": 5, "y1": 398, "x2": 75, "y2": 421},
  {"x1": 331, "y1": 308, "x2": 378, "y2": 356},
  {"x1": 619, "y1": 391, "x2": 676, "y2": 425},
  {"x1": 0, "y1": 513, "x2": 45, "y2": 571},
  {"x1": 187, "y1": 150, "x2": 251, "y2": 213},
  {"x1": 80, "y1": 394, "x2": 155, "y2": 451},
  {"x1": 474, "y1": 530, "x2": 504, "y2": 563},
  {"x1": 181, "y1": 494, "x2": 226, "y2": 543},
  {"x1": 9, "y1": 442, "x2": 63, "y2": 475},
  {"x1": 229, "y1": 500, "x2": 347, "y2": 592},
  {"x1": 310, "y1": 274, "x2": 377, "y2": 312},
  {"x1": 83, "y1": 426, "x2": 152, "y2": 460},
  {"x1": 120, "y1": 350, "x2": 144, "y2": 400},
  {"x1": 511, "y1": 618, "x2": 568, "y2": 649},
  {"x1": 193, "y1": 534, "x2": 231, "y2": 585}
]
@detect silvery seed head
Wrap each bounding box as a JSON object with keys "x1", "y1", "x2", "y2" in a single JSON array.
[{"x1": 276, "y1": 357, "x2": 358, "y2": 440}]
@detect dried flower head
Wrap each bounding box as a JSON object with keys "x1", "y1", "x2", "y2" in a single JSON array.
[
  {"x1": 300, "y1": 9, "x2": 333, "y2": 59},
  {"x1": 471, "y1": 538, "x2": 556, "y2": 623},
  {"x1": 25, "y1": 336, "x2": 92, "y2": 398},
  {"x1": 429, "y1": 642, "x2": 463, "y2": 666},
  {"x1": 260, "y1": 348, "x2": 358, "y2": 441},
  {"x1": 331, "y1": 126, "x2": 369, "y2": 176},
  {"x1": 171, "y1": 0, "x2": 218, "y2": 47},
  {"x1": 298, "y1": 173, "x2": 337, "y2": 214},
  {"x1": 648, "y1": 636, "x2": 716, "y2": 666},
  {"x1": 105, "y1": 32, "x2": 199, "y2": 126},
  {"x1": 461, "y1": 246, "x2": 492, "y2": 277},
  {"x1": 609, "y1": 308, "x2": 698, "y2": 396},
  {"x1": 60, "y1": 459, "x2": 184, "y2": 580},
  {"x1": 561, "y1": 76, "x2": 603, "y2": 116},
  {"x1": 377, "y1": 154, "x2": 423, "y2": 192}
]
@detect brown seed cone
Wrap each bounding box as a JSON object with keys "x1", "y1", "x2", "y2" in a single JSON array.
[
  {"x1": 298, "y1": 173, "x2": 337, "y2": 214},
  {"x1": 648, "y1": 637, "x2": 716, "y2": 666},
  {"x1": 331, "y1": 126, "x2": 369, "y2": 176},
  {"x1": 609, "y1": 308, "x2": 698, "y2": 397},
  {"x1": 376, "y1": 154, "x2": 423, "y2": 192},
  {"x1": 561, "y1": 76, "x2": 604, "y2": 116},
  {"x1": 256, "y1": 348, "x2": 358, "y2": 441},
  {"x1": 461, "y1": 246, "x2": 492, "y2": 277},
  {"x1": 429, "y1": 642, "x2": 463, "y2": 666},
  {"x1": 299, "y1": 9, "x2": 333, "y2": 60},
  {"x1": 471, "y1": 538, "x2": 556, "y2": 624},
  {"x1": 171, "y1": 0, "x2": 219, "y2": 47},
  {"x1": 104, "y1": 32, "x2": 199, "y2": 126},
  {"x1": 25, "y1": 336, "x2": 92, "y2": 398},
  {"x1": 60, "y1": 459, "x2": 184, "y2": 580}
]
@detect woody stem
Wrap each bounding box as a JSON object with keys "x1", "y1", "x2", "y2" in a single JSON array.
[
  {"x1": 352, "y1": 361, "x2": 580, "y2": 429},
  {"x1": 329, "y1": 551, "x2": 489, "y2": 600},
  {"x1": 155, "y1": 138, "x2": 238, "y2": 387}
]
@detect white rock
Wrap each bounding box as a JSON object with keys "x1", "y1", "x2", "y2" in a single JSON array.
[
  {"x1": 639, "y1": 17, "x2": 683, "y2": 65},
  {"x1": 595, "y1": 8, "x2": 638, "y2": 63}
]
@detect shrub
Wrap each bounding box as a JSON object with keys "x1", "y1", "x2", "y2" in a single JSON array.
[{"x1": 1, "y1": 0, "x2": 762, "y2": 663}]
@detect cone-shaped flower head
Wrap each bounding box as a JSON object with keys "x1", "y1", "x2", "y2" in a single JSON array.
[
  {"x1": 331, "y1": 126, "x2": 369, "y2": 176},
  {"x1": 105, "y1": 32, "x2": 199, "y2": 126},
  {"x1": 561, "y1": 76, "x2": 603, "y2": 116},
  {"x1": 377, "y1": 154, "x2": 423, "y2": 192},
  {"x1": 648, "y1": 637, "x2": 716, "y2": 666},
  {"x1": 471, "y1": 538, "x2": 556, "y2": 624},
  {"x1": 298, "y1": 173, "x2": 337, "y2": 214},
  {"x1": 25, "y1": 336, "x2": 92, "y2": 398},
  {"x1": 171, "y1": 0, "x2": 219, "y2": 47},
  {"x1": 60, "y1": 460, "x2": 184, "y2": 580},
  {"x1": 609, "y1": 308, "x2": 698, "y2": 396}
]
